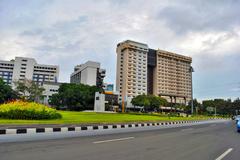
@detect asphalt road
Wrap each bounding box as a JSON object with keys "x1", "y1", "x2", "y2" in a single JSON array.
[{"x1": 0, "y1": 120, "x2": 239, "y2": 160}]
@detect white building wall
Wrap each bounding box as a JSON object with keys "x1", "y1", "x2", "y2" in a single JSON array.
[
  {"x1": 0, "y1": 57, "x2": 59, "y2": 86},
  {"x1": 42, "y1": 82, "x2": 60, "y2": 105},
  {"x1": 71, "y1": 61, "x2": 105, "y2": 86},
  {"x1": 12, "y1": 57, "x2": 36, "y2": 82},
  {"x1": 80, "y1": 67, "x2": 97, "y2": 86}
]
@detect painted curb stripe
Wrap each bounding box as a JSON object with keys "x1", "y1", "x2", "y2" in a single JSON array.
[
  {"x1": 53, "y1": 128, "x2": 61, "y2": 132},
  {"x1": 36, "y1": 128, "x2": 45, "y2": 133},
  {"x1": 68, "y1": 127, "x2": 75, "y2": 131},
  {"x1": 0, "y1": 119, "x2": 226, "y2": 135},
  {"x1": 0, "y1": 129, "x2": 6, "y2": 134},
  {"x1": 81, "y1": 126, "x2": 87, "y2": 130},
  {"x1": 17, "y1": 129, "x2": 27, "y2": 134}
]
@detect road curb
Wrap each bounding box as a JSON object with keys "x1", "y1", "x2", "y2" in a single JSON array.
[{"x1": 0, "y1": 118, "x2": 229, "y2": 135}]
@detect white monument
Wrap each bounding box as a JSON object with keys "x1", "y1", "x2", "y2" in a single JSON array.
[{"x1": 94, "y1": 92, "x2": 105, "y2": 112}]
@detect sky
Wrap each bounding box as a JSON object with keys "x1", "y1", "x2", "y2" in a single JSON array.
[{"x1": 0, "y1": 0, "x2": 240, "y2": 101}]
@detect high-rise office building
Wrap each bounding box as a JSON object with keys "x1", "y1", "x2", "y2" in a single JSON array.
[
  {"x1": 70, "y1": 61, "x2": 105, "y2": 88},
  {"x1": 0, "y1": 57, "x2": 59, "y2": 85},
  {"x1": 116, "y1": 40, "x2": 192, "y2": 107}
]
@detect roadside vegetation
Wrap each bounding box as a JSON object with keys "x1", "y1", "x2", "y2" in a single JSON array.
[
  {"x1": 0, "y1": 111, "x2": 219, "y2": 125},
  {"x1": 0, "y1": 77, "x2": 235, "y2": 126},
  {"x1": 0, "y1": 101, "x2": 61, "y2": 120},
  {"x1": 49, "y1": 83, "x2": 102, "y2": 111}
]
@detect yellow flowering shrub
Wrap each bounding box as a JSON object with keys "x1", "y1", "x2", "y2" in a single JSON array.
[{"x1": 0, "y1": 101, "x2": 62, "y2": 120}]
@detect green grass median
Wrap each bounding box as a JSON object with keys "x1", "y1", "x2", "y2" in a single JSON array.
[{"x1": 0, "y1": 111, "x2": 219, "y2": 125}]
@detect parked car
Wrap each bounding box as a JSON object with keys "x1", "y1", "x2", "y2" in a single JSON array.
[
  {"x1": 237, "y1": 121, "x2": 240, "y2": 132},
  {"x1": 235, "y1": 115, "x2": 240, "y2": 123}
]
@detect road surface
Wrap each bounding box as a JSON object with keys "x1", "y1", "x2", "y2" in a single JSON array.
[{"x1": 0, "y1": 120, "x2": 238, "y2": 160}]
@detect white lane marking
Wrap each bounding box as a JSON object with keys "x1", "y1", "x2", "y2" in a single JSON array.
[
  {"x1": 93, "y1": 137, "x2": 135, "y2": 144},
  {"x1": 181, "y1": 128, "x2": 193, "y2": 131},
  {"x1": 216, "y1": 148, "x2": 233, "y2": 160}
]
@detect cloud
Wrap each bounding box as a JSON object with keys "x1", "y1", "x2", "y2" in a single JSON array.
[{"x1": 158, "y1": 0, "x2": 240, "y2": 34}]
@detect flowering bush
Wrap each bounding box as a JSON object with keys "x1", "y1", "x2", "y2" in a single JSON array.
[{"x1": 0, "y1": 101, "x2": 62, "y2": 120}]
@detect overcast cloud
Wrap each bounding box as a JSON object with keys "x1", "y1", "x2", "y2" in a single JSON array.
[{"x1": 0, "y1": 0, "x2": 240, "y2": 100}]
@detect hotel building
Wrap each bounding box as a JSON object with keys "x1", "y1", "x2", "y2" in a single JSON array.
[{"x1": 116, "y1": 40, "x2": 192, "y2": 107}]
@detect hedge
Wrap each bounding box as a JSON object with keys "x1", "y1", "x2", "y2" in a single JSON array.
[{"x1": 0, "y1": 101, "x2": 62, "y2": 120}]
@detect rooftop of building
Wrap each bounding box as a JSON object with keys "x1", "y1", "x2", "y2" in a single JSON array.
[
  {"x1": 71, "y1": 60, "x2": 103, "y2": 76},
  {"x1": 117, "y1": 40, "x2": 192, "y2": 62},
  {"x1": 0, "y1": 57, "x2": 59, "y2": 67}
]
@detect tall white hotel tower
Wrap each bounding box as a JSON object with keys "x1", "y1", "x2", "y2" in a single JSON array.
[{"x1": 116, "y1": 40, "x2": 192, "y2": 108}]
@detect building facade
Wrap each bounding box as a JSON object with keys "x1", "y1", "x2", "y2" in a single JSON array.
[
  {"x1": 116, "y1": 40, "x2": 192, "y2": 107},
  {"x1": 70, "y1": 61, "x2": 105, "y2": 88},
  {"x1": 41, "y1": 82, "x2": 61, "y2": 105},
  {"x1": 103, "y1": 83, "x2": 114, "y2": 92},
  {"x1": 116, "y1": 40, "x2": 148, "y2": 106},
  {"x1": 0, "y1": 57, "x2": 59, "y2": 85}
]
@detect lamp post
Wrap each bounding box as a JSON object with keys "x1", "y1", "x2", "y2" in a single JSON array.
[{"x1": 189, "y1": 66, "x2": 194, "y2": 115}]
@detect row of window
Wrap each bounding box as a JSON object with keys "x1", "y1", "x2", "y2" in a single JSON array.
[
  {"x1": 34, "y1": 66, "x2": 57, "y2": 71},
  {"x1": 0, "y1": 66, "x2": 14, "y2": 70},
  {"x1": 50, "y1": 89, "x2": 58, "y2": 92},
  {"x1": 0, "y1": 63, "x2": 14, "y2": 66},
  {"x1": 34, "y1": 70, "x2": 57, "y2": 74},
  {"x1": 0, "y1": 71, "x2": 13, "y2": 75}
]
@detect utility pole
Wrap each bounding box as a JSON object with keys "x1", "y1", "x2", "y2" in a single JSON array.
[
  {"x1": 214, "y1": 106, "x2": 217, "y2": 119},
  {"x1": 122, "y1": 95, "x2": 125, "y2": 113},
  {"x1": 190, "y1": 66, "x2": 194, "y2": 115},
  {"x1": 122, "y1": 97, "x2": 125, "y2": 113}
]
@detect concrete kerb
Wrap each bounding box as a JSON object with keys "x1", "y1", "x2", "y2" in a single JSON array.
[{"x1": 0, "y1": 118, "x2": 228, "y2": 135}]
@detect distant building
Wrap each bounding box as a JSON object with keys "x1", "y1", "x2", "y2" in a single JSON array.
[
  {"x1": 42, "y1": 82, "x2": 61, "y2": 105},
  {"x1": 0, "y1": 57, "x2": 59, "y2": 85},
  {"x1": 70, "y1": 61, "x2": 105, "y2": 88},
  {"x1": 116, "y1": 40, "x2": 192, "y2": 107},
  {"x1": 0, "y1": 57, "x2": 60, "y2": 105},
  {"x1": 103, "y1": 83, "x2": 114, "y2": 92}
]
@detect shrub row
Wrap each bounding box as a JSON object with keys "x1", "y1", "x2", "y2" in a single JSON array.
[{"x1": 0, "y1": 101, "x2": 62, "y2": 120}]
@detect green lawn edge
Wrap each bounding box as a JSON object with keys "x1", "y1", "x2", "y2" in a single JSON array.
[{"x1": 0, "y1": 111, "x2": 224, "y2": 125}]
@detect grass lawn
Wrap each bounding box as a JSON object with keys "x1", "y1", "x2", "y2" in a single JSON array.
[{"x1": 0, "y1": 111, "x2": 219, "y2": 125}]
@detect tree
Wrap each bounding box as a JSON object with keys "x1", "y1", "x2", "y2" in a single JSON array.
[
  {"x1": 131, "y1": 94, "x2": 168, "y2": 112},
  {"x1": 49, "y1": 93, "x2": 61, "y2": 108},
  {"x1": 188, "y1": 99, "x2": 202, "y2": 114},
  {"x1": 202, "y1": 98, "x2": 236, "y2": 116},
  {"x1": 131, "y1": 94, "x2": 150, "y2": 109},
  {"x1": 28, "y1": 82, "x2": 45, "y2": 102},
  {"x1": 0, "y1": 78, "x2": 18, "y2": 103},
  {"x1": 147, "y1": 95, "x2": 161, "y2": 111},
  {"x1": 14, "y1": 79, "x2": 45, "y2": 102},
  {"x1": 49, "y1": 83, "x2": 102, "y2": 111}
]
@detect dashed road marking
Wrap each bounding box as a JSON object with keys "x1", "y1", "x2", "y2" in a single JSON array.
[
  {"x1": 181, "y1": 128, "x2": 193, "y2": 131},
  {"x1": 93, "y1": 137, "x2": 135, "y2": 144},
  {"x1": 215, "y1": 148, "x2": 233, "y2": 160}
]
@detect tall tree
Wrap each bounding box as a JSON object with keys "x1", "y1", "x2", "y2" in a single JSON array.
[
  {"x1": 131, "y1": 94, "x2": 168, "y2": 111},
  {"x1": 14, "y1": 79, "x2": 45, "y2": 102},
  {"x1": 49, "y1": 83, "x2": 102, "y2": 111},
  {"x1": 0, "y1": 78, "x2": 18, "y2": 103}
]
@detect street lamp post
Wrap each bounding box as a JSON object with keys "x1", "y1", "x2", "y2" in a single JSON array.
[{"x1": 190, "y1": 66, "x2": 194, "y2": 115}]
